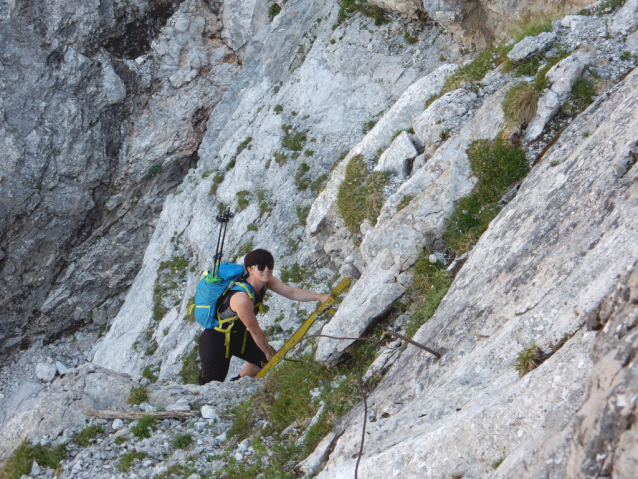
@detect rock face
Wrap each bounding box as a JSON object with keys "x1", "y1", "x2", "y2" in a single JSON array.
[
  {"x1": 506, "y1": 31, "x2": 556, "y2": 62},
  {"x1": 91, "y1": 0, "x2": 461, "y2": 379},
  {"x1": 0, "y1": 0, "x2": 239, "y2": 361},
  {"x1": 314, "y1": 83, "x2": 509, "y2": 365},
  {"x1": 312, "y1": 65, "x2": 638, "y2": 479}
]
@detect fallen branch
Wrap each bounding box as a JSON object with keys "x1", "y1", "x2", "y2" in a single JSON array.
[{"x1": 85, "y1": 408, "x2": 194, "y2": 420}]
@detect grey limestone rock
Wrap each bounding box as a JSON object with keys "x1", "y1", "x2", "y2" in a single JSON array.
[
  {"x1": 525, "y1": 51, "x2": 591, "y2": 141},
  {"x1": 507, "y1": 31, "x2": 557, "y2": 62},
  {"x1": 373, "y1": 131, "x2": 417, "y2": 178},
  {"x1": 35, "y1": 363, "x2": 57, "y2": 382}
]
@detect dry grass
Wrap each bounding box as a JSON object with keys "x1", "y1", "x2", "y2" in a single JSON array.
[{"x1": 503, "y1": 82, "x2": 539, "y2": 127}]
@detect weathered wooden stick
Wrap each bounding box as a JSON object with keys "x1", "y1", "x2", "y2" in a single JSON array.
[{"x1": 85, "y1": 408, "x2": 194, "y2": 420}]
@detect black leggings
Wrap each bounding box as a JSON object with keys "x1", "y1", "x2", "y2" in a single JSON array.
[{"x1": 198, "y1": 324, "x2": 268, "y2": 383}]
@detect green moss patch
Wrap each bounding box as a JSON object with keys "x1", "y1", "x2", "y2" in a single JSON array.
[{"x1": 337, "y1": 154, "x2": 390, "y2": 234}]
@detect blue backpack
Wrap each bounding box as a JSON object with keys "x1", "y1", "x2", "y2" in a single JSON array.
[{"x1": 188, "y1": 263, "x2": 264, "y2": 357}]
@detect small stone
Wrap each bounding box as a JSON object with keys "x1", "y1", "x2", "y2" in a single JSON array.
[
  {"x1": 139, "y1": 402, "x2": 157, "y2": 412},
  {"x1": 429, "y1": 254, "x2": 439, "y2": 264},
  {"x1": 35, "y1": 363, "x2": 57, "y2": 382},
  {"x1": 194, "y1": 421, "x2": 207, "y2": 431},
  {"x1": 142, "y1": 459, "x2": 153, "y2": 468},
  {"x1": 31, "y1": 461, "x2": 41, "y2": 476},
  {"x1": 112, "y1": 419, "x2": 124, "y2": 430},
  {"x1": 55, "y1": 361, "x2": 68, "y2": 376},
  {"x1": 201, "y1": 405, "x2": 219, "y2": 421},
  {"x1": 46, "y1": 357, "x2": 53, "y2": 364}
]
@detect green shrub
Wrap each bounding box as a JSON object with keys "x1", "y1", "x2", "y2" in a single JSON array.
[
  {"x1": 114, "y1": 436, "x2": 127, "y2": 446},
  {"x1": 237, "y1": 241, "x2": 254, "y2": 258},
  {"x1": 404, "y1": 246, "x2": 453, "y2": 338},
  {"x1": 118, "y1": 451, "x2": 147, "y2": 472},
  {"x1": 404, "y1": 31, "x2": 418, "y2": 44},
  {"x1": 226, "y1": 157, "x2": 236, "y2": 170},
  {"x1": 296, "y1": 205, "x2": 311, "y2": 226},
  {"x1": 209, "y1": 172, "x2": 224, "y2": 195},
  {"x1": 274, "y1": 104, "x2": 283, "y2": 114},
  {"x1": 571, "y1": 78, "x2": 596, "y2": 109},
  {"x1": 128, "y1": 386, "x2": 148, "y2": 405},
  {"x1": 338, "y1": 0, "x2": 386, "y2": 25},
  {"x1": 147, "y1": 164, "x2": 162, "y2": 180},
  {"x1": 295, "y1": 163, "x2": 311, "y2": 190},
  {"x1": 513, "y1": 55, "x2": 541, "y2": 77},
  {"x1": 0, "y1": 441, "x2": 66, "y2": 479},
  {"x1": 503, "y1": 82, "x2": 539, "y2": 126},
  {"x1": 514, "y1": 343, "x2": 546, "y2": 377},
  {"x1": 75, "y1": 424, "x2": 105, "y2": 447},
  {"x1": 131, "y1": 416, "x2": 158, "y2": 439},
  {"x1": 362, "y1": 119, "x2": 376, "y2": 134},
  {"x1": 443, "y1": 137, "x2": 528, "y2": 253},
  {"x1": 236, "y1": 190, "x2": 250, "y2": 213},
  {"x1": 274, "y1": 151, "x2": 287, "y2": 166},
  {"x1": 280, "y1": 262, "x2": 308, "y2": 284},
  {"x1": 304, "y1": 149, "x2": 314, "y2": 157},
  {"x1": 492, "y1": 456, "x2": 506, "y2": 469},
  {"x1": 202, "y1": 169, "x2": 213, "y2": 179},
  {"x1": 145, "y1": 340, "x2": 158, "y2": 356},
  {"x1": 236, "y1": 137, "x2": 252, "y2": 155},
  {"x1": 142, "y1": 365, "x2": 159, "y2": 382},
  {"x1": 396, "y1": 195, "x2": 414, "y2": 212},
  {"x1": 337, "y1": 154, "x2": 390, "y2": 234},
  {"x1": 309, "y1": 174, "x2": 329, "y2": 193},
  {"x1": 281, "y1": 124, "x2": 307, "y2": 151},
  {"x1": 247, "y1": 223, "x2": 258, "y2": 232},
  {"x1": 172, "y1": 433, "x2": 194, "y2": 450},
  {"x1": 268, "y1": 3, "x2": 281, "y2": 21}
]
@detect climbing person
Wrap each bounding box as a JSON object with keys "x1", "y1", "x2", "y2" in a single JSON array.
[{"x1": 197, "y1": 248, "x2": 330, "y2": 384}]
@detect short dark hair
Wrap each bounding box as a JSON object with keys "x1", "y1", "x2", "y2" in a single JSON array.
[{"x1": 244, "y1": 249, "x2": 274, "y2": 268}]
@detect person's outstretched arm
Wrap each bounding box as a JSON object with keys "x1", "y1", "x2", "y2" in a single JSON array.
[
  {"x1": 267, "y1": 275, "x2": 331, "y2": 303},
  {"x1": 230, "y1": 292, "x2": 274, "y2": 361}
]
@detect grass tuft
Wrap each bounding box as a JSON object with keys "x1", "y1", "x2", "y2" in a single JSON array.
[
  {"x1": 118, "y1": 451, "x2": 147, "y2": 472},
  {"x1": 281, "y1": 124, "x2": 307, "y2": 151},
  {"x1": 442, "y1": 137, "x2": 528, "y2": 253},
  {"x1": 172, "y1": 433, "x2": 194, "y2": 450},
  {"x1": 0, "y1": 441, "x2": 66, "y2": 479},
  {"x1": 128, "y1": 386, "x2": 149, "y2": 405},
  {"x1": 142, "y1": 365, "x2": 159, "y2": 382},
  {"x1": 236, "y1": 191, "x2": 250, "y2": 213},
  {"x1": 503, "y1": 82, "x2": 539, "y2": 127},
  {"x1": 404, "y1": 245, "x2": 453, "y2": 338},
  {"x1": 571, "y1": 78, "x2": 596, "y2": 109},
  {"x1": 268, "y1": 3, "x2": 281, "y2": 21},
  {"x1": 492, "y1": 456, "x2": 506, "y2": 469},
  {"x1": 337, "y1": 154, "x2": 391, "y2": 234},
  {"x1": 296, "y1": 205, "x2": 311, "y2": 226},
  {"x1": 396, "y1": 195, "x2": 414, "y2": 212},
  {"x1": 514, "y1": 343, "x2": 545, "y2": 377},
  {"x1": 131, "y1": 416, "x2": 158, "y2": 439},
  {"x1": 75, "y1": 424, "x2": 105, "y2": 447}
]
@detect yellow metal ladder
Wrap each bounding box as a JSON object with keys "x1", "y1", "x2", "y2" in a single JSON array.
[{"x1": 255, "y1": 277, "x2": 351, "y2": 378}]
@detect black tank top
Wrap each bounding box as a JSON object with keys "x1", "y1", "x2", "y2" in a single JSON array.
[{"x1": 217, "y1": 285, "x2": 265, "y2": 320}]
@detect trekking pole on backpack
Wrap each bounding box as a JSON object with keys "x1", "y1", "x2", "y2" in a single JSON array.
[{"x1": 212, "y1": 208, "x2": 234, "y2": 279}]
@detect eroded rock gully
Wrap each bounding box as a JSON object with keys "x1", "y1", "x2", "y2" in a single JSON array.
[
  {"x1": 1, "y1": 0, "x2": 638, "y2": 478},
  {"x1": 0, "y1": 0, "x2": 238, "y2": 361}
]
